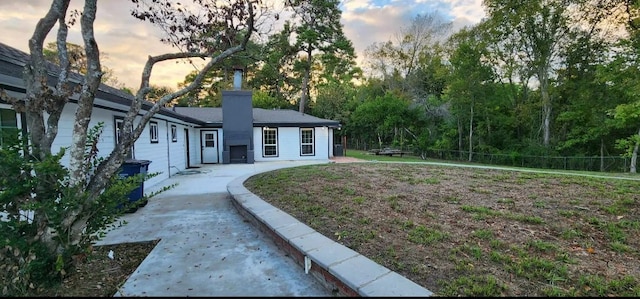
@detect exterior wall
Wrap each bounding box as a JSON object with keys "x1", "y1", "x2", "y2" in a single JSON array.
[
  {"x1": 45, "y1": 101, "x2": 196, "y2": 190},
  {"x1": 132, "y1": 117, "x2": 170, "y2": 187},
  {"x1": 253, "y1": 126, "x2": 332, "y2": 162},
  {"x1": 187, "y1": 127, "x2": 199, "y2": 165},
  {"x1": 51, "y1": 104, "x2": 117, "y2": 168},
  {"x1": 165, "y1": 122, "x2": 191, "y2": 174}
]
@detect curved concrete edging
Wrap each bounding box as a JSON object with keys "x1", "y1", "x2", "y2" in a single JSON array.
[{"x1": 226, "y1": 172, "x2": 433, "y2": 297}]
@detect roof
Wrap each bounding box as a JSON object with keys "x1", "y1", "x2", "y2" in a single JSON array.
[
  {"x1": 173, "y1": 107, "x2": 340, "y2": 128},
  {"x1": 0, "y1": 42, "x2": 340, "y2": 128},
  {"x1": 0, "y1": 42, "x2": 203, "y2": 125}
]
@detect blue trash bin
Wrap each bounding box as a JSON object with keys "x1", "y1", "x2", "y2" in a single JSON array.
[{"x1": 118, "y1": 159, "x2": 151, "y2": 212}]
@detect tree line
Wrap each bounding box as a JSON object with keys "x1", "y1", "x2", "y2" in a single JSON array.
[{"x1": 168, "y1": 0, "x2": 640, "y2": 173}]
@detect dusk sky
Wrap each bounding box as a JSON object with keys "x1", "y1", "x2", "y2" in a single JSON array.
[{"x1": 0, "y1": 0, "x2": 485, "y2": 91}]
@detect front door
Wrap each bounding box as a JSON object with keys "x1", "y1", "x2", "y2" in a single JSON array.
[{"x1": 201, "y1": 130, "x2": 219, "y2": 163}]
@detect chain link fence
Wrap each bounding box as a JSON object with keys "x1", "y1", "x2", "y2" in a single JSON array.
[
  {"x1": 347, "y1": 142, "x2": 632, "y2": 173},
  {"x1": 423, "y1": 150, "x2": 632, "y2": 173}
]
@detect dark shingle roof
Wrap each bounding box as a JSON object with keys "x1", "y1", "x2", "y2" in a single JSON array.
[
  {"x1": 0, "y1": 42, "x2": 204, "y2": 125},
  {"x1": 0, "y1": 42, "x2": 340, "y2": 128},
  {"x1": 173, "y1": 107, "x2": 340, "y2": 128}
]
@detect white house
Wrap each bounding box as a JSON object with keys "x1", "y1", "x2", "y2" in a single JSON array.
[{"x1": 0, "y1": 42, "x2": 341, "y2": 190}]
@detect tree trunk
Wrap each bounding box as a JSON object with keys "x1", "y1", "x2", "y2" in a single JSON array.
[
  {"x1": 68, "y1": 0, "x2": 102, "y2": 187},
  {"x1": 630, "y1": 127, "x2": 640, "y2": 174},
  {"x1": 600, "y1": 138, "x2": 605, "y2": 172},
  {"x1": 299, "y1": 48, "x2": 312, "y2": 113},
  {"x1": 540, "y1": 71, "x2": 551, "y2": 147},
  {"x1": 457, "y1": 118, "x2": 463, "y2": 159},
  {"x1": 26, "y1": 0, "x2": 72, "y2": 253},
  {"x1": 468, "y1": 104, "x2": 474, "y2": 162}
]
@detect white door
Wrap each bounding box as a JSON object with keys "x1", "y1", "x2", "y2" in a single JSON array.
[{"x1": 201, "y1": 130, "x2": 219, "y2": 163}]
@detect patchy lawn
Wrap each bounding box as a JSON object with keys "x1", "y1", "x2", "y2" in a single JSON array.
[{"x1": 244, "y1": 162, "x2": 640, "y2": 296}]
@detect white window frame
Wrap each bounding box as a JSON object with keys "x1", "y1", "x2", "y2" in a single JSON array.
[
  {"x1": 171, "y1": 124, "x2": 177, "y2": 142},
  {"x1": 300, "y1": 128, "x2": 315, "y2": 156},
  {"x1": 0, "y1": 108, "x2": 20, "y2": 145},
  {"x1": 115, "y1": 117, "x2": 134, "y2": 159},
  {"x1": 262, "y1": 127, "x2": 278, "y2": 157},
  {"x1": 149, "y1": 121, "x2": 159, "y2": 144},
  {"x1": 0, "y1": 108, "x2": 18, "y2": 146}
]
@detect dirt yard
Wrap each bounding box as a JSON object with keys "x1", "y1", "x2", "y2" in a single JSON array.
[{"x1": 244, "y1": 162, "x2": 640, "y2": 296}]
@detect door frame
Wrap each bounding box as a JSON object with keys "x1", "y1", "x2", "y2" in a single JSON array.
[
  {"x1": 200, "y1": 129, "x2": 220, "y2": 164},
  {"x1": 184, "y1": 128, "x2": 191, "y2": 168}
]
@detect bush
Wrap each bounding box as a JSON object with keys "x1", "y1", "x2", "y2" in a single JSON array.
[{"x1": 0, "y1": 123, "x2": 168, "y2": 295}]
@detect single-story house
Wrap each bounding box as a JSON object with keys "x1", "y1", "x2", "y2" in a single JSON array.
[{"x1": 0, "y1": 42, "x2": 341, "y2": 189}]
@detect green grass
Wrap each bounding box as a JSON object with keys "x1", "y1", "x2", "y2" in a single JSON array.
[
  {"x1": 438, "y1": 275, "x2": 507, "y2": 297},
  {"x1": 353, "y1": 196, "x2": 365, "y2": 204},
  {"x1": 408, "y1": 225, "x2": 449, "y2": 245},
  {"x1": 472, "y1": 229, "x2": 493, "y2": 240},
  {"x1": 461, "y1": 205, "x2": 544, "y2": 224},
  {"x1": 345, "y1": 149, "x2": 640, "y2": 180}
]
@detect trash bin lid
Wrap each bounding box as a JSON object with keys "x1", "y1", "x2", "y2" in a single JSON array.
[{"x1": 124, "y1": 159, "x2": 152, "y2": 165}]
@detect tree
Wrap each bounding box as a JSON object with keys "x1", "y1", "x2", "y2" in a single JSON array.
[
  {"x1": 2, "y1": 0, "x2": 261, "y2": 270},
  {"x1": 348, "y1": 92, "x2": 413, "y2": 149},
  {"x1": 43, "y1": 41, "x2": 124, "y2": 88},
  {"x1": 146, "y1": 85, "x2": 175, "y2": 106},
  {"x1": 249, "y1": 22, "x2": 300, "y2": 104},
  {"x1": 174, "y1": 38, "x2": 264, "y2": 107},
  {"x1": 483, "y1": 0, "x2": 571, "y2": 148},
  {"x1": 285, "y1": 0, "x2": 357, "y2": 113},
  {"x1": 445, "y1": 27, "x2": 495, "y2": 161},
  {"x1": 364, "y1": 13, "x2": 451, "y2": 95}
]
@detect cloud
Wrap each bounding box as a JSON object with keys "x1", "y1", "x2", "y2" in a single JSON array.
[
  {"x1": 340, "y1": 0, "x2": 484, "y2": 67},
  {"x1": 1, "y1": 0, "x2": 485, "y2": 91}
]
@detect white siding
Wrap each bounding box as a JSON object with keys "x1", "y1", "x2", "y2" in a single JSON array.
[
  {"x1": 253, "y1": 126, "x2": 332, "y2": 162},
  {"x1": 44, "y1": 102, "x2": 195, "y2": 189},
  {"x1": 167, "y1": 122, "x2": 187, "y2": 175},
  {"x1": 51, "y1": 104, "x2": 117, "y2": 168},
  {"x1": 187, "y1": 127, "x2": 199, "y2": 165},
  {"x1": 133, "y1": 118, "x2": 169, "y2": 187}
]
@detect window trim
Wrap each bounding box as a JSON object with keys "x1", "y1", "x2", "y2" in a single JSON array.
[
  {"x1": 171, "y1": 124, "x2": 177, "y2": 142},
  {"x1": 149, "y1": 121, "x2": 159, "y2": 144},
  {"x1": 300, "y1": 128, "x2": 315, "y2": 156},
  {"x1": 114, "y1": 116, "x2": 134, "y2": 159},
  {"x1": 262, "y1": 127, "x2": 278, "y2": 157},
  {"x1": 0, "y1": 108, "x2": 18, "y2": 146}
]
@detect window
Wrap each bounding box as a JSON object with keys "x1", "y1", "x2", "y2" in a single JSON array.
[
  {"x1": 149, "y1": 122, "x2": 159, "y2": 143},
  {"x1": 300, "y1": 128, "x2": 314, "y2": 156},
  {"x1": 262, "y1": 127, "x2": 278, "y2": 157},
  {"x1": 114, "y1": 117, "x2": 134, "y2": 159},
  {"x1": 171, "y1": 125, "x2": 177, "y2": 142},
  {"x1": 0, "y1": 108, "x2": 18, "y2": 146}
]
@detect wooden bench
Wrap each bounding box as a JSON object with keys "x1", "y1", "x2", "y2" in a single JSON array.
[{"x1": 373, "y1": 148, "x2": 411, "y2": 157}]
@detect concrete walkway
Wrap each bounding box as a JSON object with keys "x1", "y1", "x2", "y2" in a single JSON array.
[
  {"x1": 96, "y1": 159, "x2": 432, "y2": 297},
  {"x1": 96, "y1": 161, "x2": 336, "y2": 297}
]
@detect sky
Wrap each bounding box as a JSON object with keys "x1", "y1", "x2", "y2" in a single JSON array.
[{"x1": 0, "y1": 0, "x2": 485, "y2": 91}]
